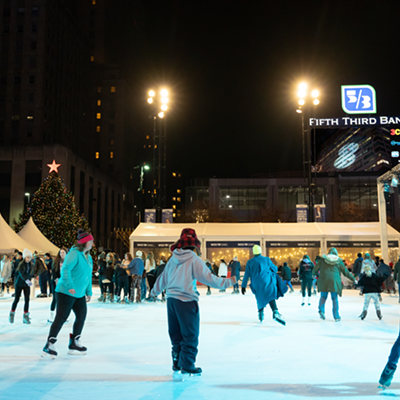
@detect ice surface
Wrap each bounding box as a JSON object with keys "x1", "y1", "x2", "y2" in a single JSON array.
[{"x1": 1, "y1": 286, "x2": 400, "y2": 400}]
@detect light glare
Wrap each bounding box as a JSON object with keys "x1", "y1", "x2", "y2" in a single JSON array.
[
  {"x1": 158, "y1": 111, "x2": 165, "y2": 118},
  {"x1": 298, "y1": 99, "x2": 305, "y2": 105},
  {"x1": 296, "y1": 109, "x2": 302, "y2": 114},
  {"x1": 160, "y1": 89, "x2": 168, "y2": 96},
  {"x1": 161, "y1": 97, "x2": 169, "y2": 104},
  {"x1": 313, "y1": 99, "x2": 320, "y2": 105},
  {"x1": 148, "y1": 90, "x2": 155, "y2": 97},
  {"x1": 147, "y1": 98, "x2": 153, "y2": 104},
  {"x1": 311, "y1": 89, "x2": 319, "y2": 98},
  {"x1": 297, "y1": 91, "x2": 306, "y2": 99},
  {"x1": 161, "y1": 104, "x2": 168, "y2": 111},
  {"x1": 298, "y1": 82, "x2": 307, "y2": 91}
]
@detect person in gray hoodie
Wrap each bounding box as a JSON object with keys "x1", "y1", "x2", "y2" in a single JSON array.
[{"x1": 151, "y1": 228, "x2": 236, "y2": 379}]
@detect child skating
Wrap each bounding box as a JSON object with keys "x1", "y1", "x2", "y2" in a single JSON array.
[{"x1": 150, "y1": 228, "x2": 236, "y2": 379}]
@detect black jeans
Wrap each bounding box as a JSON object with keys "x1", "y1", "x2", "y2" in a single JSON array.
[
  {"x1": 12, "y1": 285, "x2": 30, "y2": 312},
  {"x1": 50, "y1": 281, "x2": 57, "y2": 311},
  {"x1": 1, "y1": 282, "x2": 9, "y2": 291},
  {"x1": 117, "y1": 276, "x2": 129, "y2": 297},
  {"x1": 103, "y1": 282, "x2": 114, "y2": 295},
  {"x1": 301, "y1": 280, "x2": 313, "y2": 297},
  {"x1": 48, "y1": 292, "x2": 87, "y2": 339},
  {"x1": 167, "y1": 297, "x2": 200, "y2": 370},
  {"x1": 39, "y1": 270, "x2": 51, "y2": 295}
]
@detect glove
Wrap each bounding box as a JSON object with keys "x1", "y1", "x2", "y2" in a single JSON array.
[
  {"x1": 25, "y1": 279, "x2": 32, "y2": 287},
  {"x1": 241, "y1": 287, "x2": 246, "y2": 295}
]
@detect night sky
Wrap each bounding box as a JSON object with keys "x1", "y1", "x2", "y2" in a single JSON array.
[{"x1": 121, "y1": 0, "x2": 400, "y2": 179}]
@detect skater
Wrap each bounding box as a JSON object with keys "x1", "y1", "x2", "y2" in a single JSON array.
[
  {"x1": 394, "y1": 256, "x2": 400, "y2": 303},
  {"x1": 115, "y1": 253, "x2": 130, "y2": 303},
  {"x1": 127, "y1": 250, "x2": 144, "y2": 303},
  {"x1": 38, "y1": 253, "x2": 52, "y2": 297},
  {"x1": 102, "y1": 253, "x2": 115, "y2": 302},
  {"x1": 9, "y1": 249, "x2": 34, "y2": 324},
  {"x1": 11, "y1": 251, "x2": 23, "y2": 297},
  {"x1": 218, "y1": 259, "x2": 228, "y2": 292},
  {"x1": 361, "y1": 253, "x2": 377, "y2": 274},
  {"x1": 352, "y1": 253, "x2": 363, "y2": 278},
  {"x1": 0, "y1": 254, "x2": 12, "y2": 296},
  {"x1": 356, "y1": 264, "x2": 388, "y2": 320},
  {"x1": 42, "y1": 229, "x2": 94, "y2": 358},
  {"x1": 241, "y1": 245, "x2": 286, "y2": 325},
  {"x1": 150, "y1": 228, "x2": 236, "y2": 378},
  {"x1": 281, "y1": 262, "x2": 294, "y2": 293},
  {"x1": 48, "y1": 248, "x2": 67, "y2": 323},
  {"x1": 96, "y1": 252, "x2": 106, "y2": 301},
  {"x1": 229, "y1": 256, "x2": 241, "y2": 294},
  {"x1": 204, "y1": 259, "x2": 215, "y2": 295},
  {"x1": 143, "y1": 252, "x2": 155, "y2": 299},
  {"x1": 299, "y1": 255, "x2": 314, "y2": 305},
  {"x1": 312, "y1": 247, "x2": 355, "y2": 322}
]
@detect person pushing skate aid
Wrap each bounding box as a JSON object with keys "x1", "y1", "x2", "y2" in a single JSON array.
[
  {"x1": 241, "y1": 245, "x2": 287, "y2": 325},
  {"x1": 150, "y1": 228, "x2": 236, "y2": 379}
]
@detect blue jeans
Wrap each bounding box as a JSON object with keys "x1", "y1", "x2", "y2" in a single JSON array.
[
  {"x1": 319, "y1": 292, "x2": 339, "y2": 319},
  {"x1": 141, "y1": 276, "x2": 147, "y2": 300},
  {"x1": 233, "y1": 283, "x2": 239, "y2": 290},
  {"x1": 284, "y1": 280, "x2": 293, "y2": 290},
  {"x1": 388, "y1": 328, "x2": 400, "y2": 369}
]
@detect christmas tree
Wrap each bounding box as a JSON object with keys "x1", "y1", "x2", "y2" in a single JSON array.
[{"x1": 13, "y1": 170, "x2": 91, "y2": 249}]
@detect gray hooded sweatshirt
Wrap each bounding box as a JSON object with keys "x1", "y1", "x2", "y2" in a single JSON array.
[{"x1": 151, "y1": 249, "x2": 234, "y2": 302}]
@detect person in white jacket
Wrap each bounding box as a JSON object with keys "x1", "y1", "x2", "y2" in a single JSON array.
[
  {"x1": 0, "y1": 254, "x2": 12, "y2": 296},
  {"x1": 150, "y1": 228, "x2": 236, "y2": 378},
  {"x1": 218, "y1": 259, "x2": 228, "y2": 292}
]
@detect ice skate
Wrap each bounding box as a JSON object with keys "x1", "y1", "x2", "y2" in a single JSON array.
[
  {"x1": 181, "y1": 366, "x2": 202, "y2": 380},
  {"x1": 115, "y1": 295, "x2": 120, "y2": 303},
  {"x1": 301, "y1": 302, "x2": 305, "y2": 306},
  {"x1": 102, "y1": 293, "x2": 107, "y2": 303},
  {"x1": 273, "y1": 310, "x2": 286, "y2": 326},
  {"x1": 289, "y1": 288, "x2": 294, "y2": 293},
  {"x1": 379, "y1": 364, "x2": 396, "y2": 388},
  {"x1": 97, "y1": 295, "x2": 103, "y2": 302},
  {"x1": 172, "y1": 350, "x2": 180, "y2": 372},
  {"x1": 42, "y1": 337, "x2": 57, "y2": 359},
  {"x1": 359, "y1": 310, "x2": 367, "y2": 320},
  {"x1": 9, "y1": 311, "x2": 15, "y2": 324},
  {"x1": 335, "y1": 317, "x2": 341, "y2": 322},
  {"x1": 124, "y1": 296, "x2": 130, "y2": 304},
  {"x1": 23, "y1": 312, "x2": 31, "y2": 324},
  {"x1": 206, "y1": 289, "x2": 211, "y2": 295},
  {"x1": 258, "y1": 308, "x2": 264, "y2": 323},
  {"x1": 47, "y1": 310, "x2": 55, "y2": 324},
  {"x1": 318, "y1": 311, "x2": 326, "y2": 320},
  {"x1": 0, "y1": 289, "x2": 4, "y2": 297},
  {"x1": 68, "y1": 334, "x2": 87, "y2": 355},
  {"x1": 377, "y1": 309, "x2": 383, "y2": 320}
]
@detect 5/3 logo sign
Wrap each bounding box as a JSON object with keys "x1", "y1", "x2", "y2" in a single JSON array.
[
  {"x1": 390, "y1": 129, "x2": 400, "y2": 135},
  {"x1": 341, "y1": 85, "x2": 377, "y2": 114}
]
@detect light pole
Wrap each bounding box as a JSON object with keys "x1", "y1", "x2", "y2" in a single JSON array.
[
  {"x1": 147, "y1": 89, "x2": 170, "y2": 215},
  {"x1": 296, "y1": 83, "x2": 320, "y2": 222},
  {"x1": 25, "y1": 192, "x2": 30, "y2": 205},
  {"x1": 134, "y1": 164, "x2": 150, "y2": 225}
]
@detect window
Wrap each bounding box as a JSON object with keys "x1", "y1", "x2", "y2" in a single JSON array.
[
  {"x1": 109, "y1": 124, "x2": 115, "y2": 133},
  {"x1": 29, "y1": 76, "x2": 35, "y2": 84},
  {"x1": 97, "y1": 87, "x2": 101, "y2": 93},
  {"x1": 12, "y1": 115, "x2": 20, "y2": 121},
  {"x1": 146, "y1": 135, "x2": 150, "y2": 139},
  {"x1": 14, "y1": 76, "x2": 21, "y2": 85},
  {"x1": 90, "y1": 55, "x2": 94, "y2": 62},
  {"x1": 96, "y1": 113, "x2": 101, "y2": 119},
  {"x1": 109, "y1": 111, "x2": 115, "y2": 119},
  {"x1": 13, "y1": 92, "x2": 20, "y2": 102},
  {"x1": 31, "y1": 24, "x2": 37, "y2": 33},
  {"x1": 95, "y1": 152, "x2": 99, "y2": 159},
  {"x1": 177, "y1": 197, "x2": 181, "y2": 202},
  {"x1": 14, "y1": 57, "x2": 22, "y2": 67},
  {"x1": 29, "y1": 57, "x2": 36, "y2": 68},
  {"x1": 110, "y1": 139, "x2": 114, "y2": 145},
  {"x1": 110, "y1": 86, "x2": 116, "y2": 93},
  {"x1": 31, "y1": 41, "x2": 37, "y2": 50},
  {"x1": 177, "y1": 189, "x2": 181, "y2": 193},
  {"x1": 32, "y1": 7, "x2": 39, "y2": 16},
  {"x1": 27, "y1": 115, "x2": 34, "y2": 120},
  {"x1": 92, "y1": 0, "x2": 96, "y2": 4},
  {"x1": 172, "y1": 205, "x2": 176, "y2": 209},
  {"x1": 172, "y1": 197, "x2": 176, "y2": 201},
  {"x1": 172, "y1": 172, "x2": 176, "y2": 177},
  {"x1": 97, "y1": 100, "x2": 101, "y2": 106},
  {"x1": 96, "y1": 126, "x2": 100, "y2": 132},
  {"x1": 110, "y1": 152, "x2": 114, "y2": 159},
  {"x1": 28, "y1": 93, "x2": 34, "y2": 102}
]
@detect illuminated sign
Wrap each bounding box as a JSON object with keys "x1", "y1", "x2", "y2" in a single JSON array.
[
  {"x1": 392, "y1": 151, "x2": 399, "y2": 158},
  {"x1": 333, "y1": 142, "x2": 359, "y2": 169},
  {"x1": 341, "y1": 85, "x2": 376, "y2": 114},
  {"x1": 309, "y1": 116, "x2": 400, "y2": 127},
  {"x1": 391, "y1": 129, "x2": 400, "y2": 135}
]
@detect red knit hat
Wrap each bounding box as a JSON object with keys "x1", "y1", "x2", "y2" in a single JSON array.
[
  {"x1": 170, "y1": 228, "x2": 201, "y2": 252},
  {"x1": 77, "y1": 228, "x2": 94, "y2": 244}
]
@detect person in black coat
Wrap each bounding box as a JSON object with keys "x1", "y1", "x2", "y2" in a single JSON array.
[
  {"x1": 9, "y1": 249, "x2": 34, "y2": 324},
  {"x1": 102, "y1": 253, "x2": 115, "y2": 302},
  {"x1": 299, "y1": 255, "x2": 314, "y2": 306},
  {"x1": 114, "y1": 261, "x2": 130, "y2": 303},
  {"x1": 96, "y1": 252, "x2": 106, "y2": 302},
  {"x1": 356, "y1": 264, "x2": 389, "y2": 320},
  {"x1": 229, "y1": 257, "x2": 241, "y2": 294},
  {"x1": 281, "y1": 262, "x2": 294, "y2": 293},
  {"x1": 205, "y1": 259, "x2": 216, "y2": 295}
]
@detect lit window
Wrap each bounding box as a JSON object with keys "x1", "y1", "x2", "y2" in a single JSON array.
[
  {"x1": 177, "y1": 189, "x2": 181, "y2": 193},
  {"x1": 95, "y1": 152, "x2": 99, "y2": 159},
  {"x1": 173, "y1": 213, "x2": 176, "y2": 218},
  {"x1": 110, "y1": 139, "x2": 114, "y2": 145},
  {"x1": 97, "y1": 100, "x2": 101, "y2": 106},
  {"x1": 172, "y1": 197, "x2": 176, "y2": 201},
  {"x1": 92, "y1": 0, "x2": 96, "y2": 4},
  {"x1": 146, "y1": 135, "x2": 149, "y2": 139},
  {"x1": 12, "y1": 115, "x2": 20, "y2": 121},
  {"x1": 96, "y1": 126, "x2": 100, "y2": 132},
  {"x1": 172, "y1": 205, "x2": 176, "y2": 209},
  {"x1": 110, "y1": 86, "x2": 116, "y2": 93},
  {"x1": 97, "y1": 87, "x2": 101, "y2": 93},
  {"x1": 27, "y1": 115, "x2": 34, "y2": 120},
  {"x1": 172, "y1": 172, "x2": 176, "y2": 177},
  {"x1": 143, "y1": 145, "x2": 146, "y2": 148},
  {"x1": 155, "y1": 144, "x2": 157, "y2": 149},
  {"x1": 110, "y1": 151, "x2": 114, "y2": 159},
  {"x1": 90, "y1": 55, "x2": 94, "y2": 62},
  {"x1": 96, "y1": 113, "x2": 101, "y2": 119},
  {"x1": 177, "y1": 197, "x2": 181, "y2": 202}
]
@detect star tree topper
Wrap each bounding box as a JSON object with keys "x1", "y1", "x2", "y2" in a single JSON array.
[{"x1": 47, "y1": 159, "x2": 61, "y2": 173}]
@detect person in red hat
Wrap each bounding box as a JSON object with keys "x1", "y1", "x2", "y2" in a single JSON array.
[
  {"x1": 151, "y1": 228, "x2": 236, "y2": 378},
  {"x1": 42, "y1": 229, "x2": 94, "y2": 358}
]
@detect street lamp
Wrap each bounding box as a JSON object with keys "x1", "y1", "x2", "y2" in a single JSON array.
[
  {"x1": 25, "y1": 192, "x2": 30, "y2": 204},
  {"x1": 134, "y1": 164, "x2": 150, "y2": 192},
  {"x1": 296, "y1": 82, "x2": 320, "y2": 222}
]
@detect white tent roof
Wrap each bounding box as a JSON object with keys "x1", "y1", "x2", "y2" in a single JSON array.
[
  {"x1": 18, "y1": 217, "x2": 60, "y2": 255},
  {"x1": 0, "y1": 214, "x2": 38, "y2": 254},
  {"x1": 130, "y1": 222, "x2": 400, "y2": 243}
]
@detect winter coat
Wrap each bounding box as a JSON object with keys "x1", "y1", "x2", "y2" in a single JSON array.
[
  {"x1": 357, "y1": 272, "x2": 389, "y2": 294},
  {"x1": 281, "y1": 265, "x2": 292, "y2": 281},
  {"x1": 229, "y1": 261, "x2": 241, "y2": 279},
  {"x1": 151, "y1": 249, "x2": 234, "y2": 302},
  {"x1": 299, "y1": 259, "x2": 314, "y2": 281},
  {"x1": 103, "y1": 265, "x2": 115, "y2": 282},
  {"x1": 145, "y1": 258, "x2": 155, "y2": 273},
  {"x1": 312, "y1": 254, "x2": 355, "y2": 296},
  {"x1": 51, "y1": 259, "x2": 63, "y2": 283},
  {"x1": 15, "y1": 261, "x2": 35, "y2": 288},
  {"x1": 44, "y1": 258, "x2": 53, "y2": 272},
  {"x1": 128, "y1": 257, "x2": 144, "y2": 276},
  {"x1": 98, "y1": 260, "x2": 107, "y2": 277},
  {"x1": 33, "y1": 257, "x2": 47, "y2": 276},
  {"x1": 361, "y1": 259, "x2": 376, "y2": 274},
  {"x1": 0, "y1": 259, "x2": 12, "y2": 283},
  {"x1": 114, "y1": 265, "x2": 128, "y2": 280},
  {"x1": 352, "y1": 257, "x2": 363, "y2": 276},
  {"x1": 377, "y1": 262, "x2": 392, "y2": 278},
  {"x1": 218, "y1": 262, "x2": 228, "y2": 277},
  {"x1": 394, "y1": 261, "x2": 400, "y2": 282},
  {"x1": 55, "y1": 246, "x2": 93, "y2": 298},
  {"x1": 242, "y1": 254, "x2": 278, "y2": 310}
]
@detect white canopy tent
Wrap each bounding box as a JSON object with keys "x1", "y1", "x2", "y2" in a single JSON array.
[
  {"x1": 0, "y1": 213, "x2": 38, "y2": 254},
  {"x1": 130, "y1": 222, "x2": 400, "y2": 264},
  {"x1": 18, "y1": 217, "x2": 60, "y2": 255}
]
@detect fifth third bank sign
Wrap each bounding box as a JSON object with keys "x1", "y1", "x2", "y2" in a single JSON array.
[{"x1": 341, "y1": 84, "x2": 377, "y2": 114}]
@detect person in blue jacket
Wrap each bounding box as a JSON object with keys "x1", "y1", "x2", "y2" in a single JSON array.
[
  {"x1": 42, "y1": 229, "x2": 94, "y2": 358},
  {"x1": 241, "y1": 245, "x2": 286, "y2": 325},
  {"x1": 229, "y1": 256, "x2": 241, "y2": 294}
]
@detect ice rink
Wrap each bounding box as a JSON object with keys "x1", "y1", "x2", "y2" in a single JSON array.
[{"x1": 1, "y1": 286, "x2": 400, "y2": 400}]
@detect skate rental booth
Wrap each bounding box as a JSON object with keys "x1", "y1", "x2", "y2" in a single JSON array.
[{"x1": 129, "y1": 222, "x2": 400, "y2": 269}]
